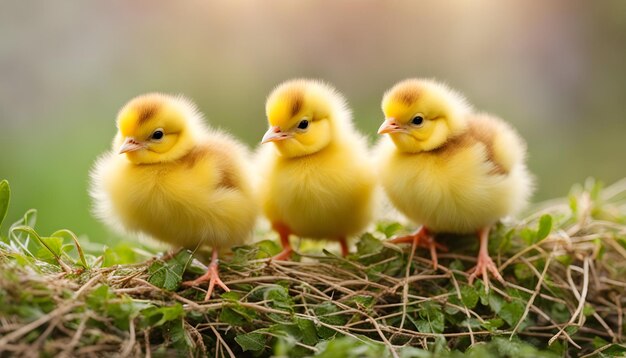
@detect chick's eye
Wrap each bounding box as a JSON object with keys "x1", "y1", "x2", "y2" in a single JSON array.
[
  {"x1": 411, "y1": 116, "x2": 424, "y2": 125},
  {"x1": 151, "y1": 130, "x2": 164, "y2": 140},
  {"x1": 297, "y1": 119, "x2": 309, "y2": 130}
]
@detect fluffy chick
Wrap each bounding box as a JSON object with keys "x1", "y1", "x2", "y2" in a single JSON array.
[
  {"x1": 257, "y1": 79, "x2": 376, "y2": 259},
  {"x1": 90, "y1": 93, "x2": 257, "y2": 300},
  {"x1": 376, "y1": 79, "x2": 532, "y2": 287}
]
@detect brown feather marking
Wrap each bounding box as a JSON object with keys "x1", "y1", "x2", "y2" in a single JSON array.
[
  {"x1": 180, "y1": 146, "x2": 207, "y2": 169},
  {"x1": 213, "y1": 149, "x2": 238, "y2": 189},
  {"x1": 468, "y1": 117, "x2": 507, "y2": 175},
  {"x1": 431, "y1": 116, "x2": 507, "y2": 175},
  {"x1": 180, "y1": 144, "x2": 239, "y2": 189},
  {"x1": 136, "y1": 102, "x2": 159, "y2": 125},
  {"x1": 394, "y1": 86, "x2": 421, "y2": 106},
  {"x1": 290, "y1": 92, "x2": 303, "y2": 117}
]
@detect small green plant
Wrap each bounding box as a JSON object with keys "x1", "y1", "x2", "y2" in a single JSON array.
[{"x1": 1, "y1": 178, "x2": 626, "y2": 357}]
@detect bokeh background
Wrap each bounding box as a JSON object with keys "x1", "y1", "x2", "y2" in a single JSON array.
[{"x1": 1, "y1": 1, "x2": 625, "y2": 244}]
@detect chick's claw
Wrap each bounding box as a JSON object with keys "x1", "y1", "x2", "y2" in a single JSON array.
[
  {"x1": 183, "y1": 249, "x2": 230, "y2": 301},
  {"x1": 183, "y1": 263, "x2": 230, "y2": 301},
  {"x1": 467, "y1": 252, "x2": 504, "y2": 290},
  {"x1": 389, "y1": 227, "x2": 448, "y2": 270},
  {"x1": 272, "y1": 248, "x2": 294, "y2": 261}
]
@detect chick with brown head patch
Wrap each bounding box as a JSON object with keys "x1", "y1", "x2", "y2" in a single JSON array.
[
  {"x1": 257, "y1": 79, "x2": 376, "y2": 259},
  {"x1": 376, "y1": 79, "x2": 533, "y2": 288},
  {"x1": 90, "y1": 93, "x2": 258, "y2": 300}
]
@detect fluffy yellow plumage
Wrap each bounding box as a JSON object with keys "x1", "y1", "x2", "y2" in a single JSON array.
[
  {"x1": 90, "y1": 93, "x2": 257, "y2": 299},
  {"x1": 257, "y1": 79, "x2": 376, "y2": 259},
  {"x1": 376, "y1": 79, "x2": 533, "y2": 286}
]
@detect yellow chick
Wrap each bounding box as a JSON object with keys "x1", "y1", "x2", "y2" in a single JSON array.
[
  {"x1": 376, "y1": 79, "x2": 532, "y2": 286},
  {"x1": 90, "y1": 93, "x2": 257, "y2": 300},
  {"x1": 257, "y1": 79, "x2": 376, "y2": 259}
]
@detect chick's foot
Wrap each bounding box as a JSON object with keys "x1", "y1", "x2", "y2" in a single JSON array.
[
  {"x1": 272, "y1": 248, "x2": 294, "y2": 261},
  {"x1": 183, "y1": 249, "x2": 229, "y2": 301},
  {"x1": 388, "y1": 227, "x2": 448, "y2": 269},
  {"x1": 467, "y1": 252, "x2": 503, "y2": 288},
  {"x1": 468, "y1": 227, "x2": 504, "y2": 290}
]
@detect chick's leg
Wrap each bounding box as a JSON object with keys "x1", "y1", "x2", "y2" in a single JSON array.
[
  {"x1": 389, "y1": 227, "x2": 448, "y2": 270},
  {"x1": 339, "y1": 237, "x2": 349, "y2": 257},
  {"x1": 468, "y1": 227, "x2": 504, "y2": 289},
  {"x1": 272, "y1": 222, "x2": 294, "y2": 261},
  {"x1": 183, "y1": 248, "x2": 230, "y2": 301}
]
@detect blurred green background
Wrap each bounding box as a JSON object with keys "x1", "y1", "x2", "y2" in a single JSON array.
[{"x1": 1, "y1": 1, "x2": 625, "y2": 244}]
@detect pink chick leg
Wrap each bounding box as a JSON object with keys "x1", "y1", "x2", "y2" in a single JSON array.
[
  {"x1": 183, "y1": 248, "x2": 230, "y2": 301},
  {"x1": 272, "y1": 222, "x2": 294, "y2": 261},
  {"x1": 339, "y1": 237, "x2": 349, "y2": 257},
  {"x1": 468, "y1": 227, "x2": 504, "y2": 290}
]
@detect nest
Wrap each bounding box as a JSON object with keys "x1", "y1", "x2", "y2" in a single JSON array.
[{"x1": 1, "y1": 178, "x2": 626, "y2": 357}]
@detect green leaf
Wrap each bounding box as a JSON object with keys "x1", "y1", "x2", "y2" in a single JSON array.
[
  {"x1": 480, "y1": 318, "x2": 504, "y2": 331},
  {"x1": 255, "y1": 239, "x2": 281, "y2": 258},
  {"x1": 219, "y1": 307, "x2": 248, "y2": 326},
  {"x1": 268, "y1": 323, "x2": 301, "y2": 340},
  {"x1": 147, "y1": 250, "x2": 191, "y2": 290},
  {"x1": 0, "y1": 180, "x2": 9, "y2": 228},
  {"x1": 11, "y1": 226, "x2": 62, "y2": 264},
  {"x1": 41, "y1": 236, "x2": 63, "y2": 257},
  {"x1": 219, "y1": 303, "x2": 257, "y2": 326},
  {"x1": 449, "y1": 259, "x2": 465, "y2": 272},
  {"x1": 219, "y1": 291, "x2": 241, "y2": 301},
  {"x1": 35, "y1": 236, "x2": 64, "y2": 263},
  {"x1": 102, "y1": 243, "x2": 139, "y2": 267},
  {"x1": 460, "y1": 285, "x2": 479, "y2": 309},
  {"x1": 164, "y1": 319, "x2": 193, "y2": 351},
  {"x1": 314, "y1": 302, "x2": 348, "y2": 339},
  {"x1": 296, "y1": 318, "x2": 318, "y2": 346},
  {"x1": 417, "y1": 302, "x2": 445, "y2": 333},
  {"x1": 86, "y1": 284, "x2": 114, "y2": 311},
  {"x1": 235, "y1": 331, "x2": 267, "y2": 352},
  {"x1": 107, "y1": 298, "x2": 144, "y2": 330},
  {"x1": 520, "y1": 228, "x2": 536, "y2": 245},
  {"x1": 583, "y1": 303, "x2": 595, "y2": 317},
  {"x1": 488, "y1": 292, "x2": 505, "y2": 313},
  {"x1": 499, "y1": 300, "x2": 525, "y2": 327},
  {"x1": 348, "y1": 295, "x2": 376, "y2": 311},
  {"x1": 513, "y1": 263, "x2": 533, "y2": 280},
  {"x1": 565, "y1": 325, "x2": 579, "y2": 336},
  {"x1": 141, "y1": 304, "x2": 184, "y2": 327},
  {"x1": 376, "y1": 222, "x2": 404, "y2": 238},
  {"x1": 593, "y1": 336, "x2": 609, "y2": 349},
  {"x1": 356, "y1": 233, "x2": 383, "y2": 256},
  {"x1": 601, "y1": 344, "x2": 626, "y2": 357},
  {"x1": 536, "y1": 215, "x2": 553, "y2": 241},
  {"x1": 148, "y1": 262, "x2": 181, "y2": 291},
  {"x1": 315, "y1": 335, "x2": 387, "y2": 358},
  {"x1": 51, "y1": 229, "x2": 88, "y2": 268},
  {"x1": 255, "y1": 285, "x2": 293, "y2": 323},
  {"x1": 555, "y1": 254, "x2": 573, "y2": 266},
  {"x1": 467, "y1": 337, "x2": 559, "y2": 358}
]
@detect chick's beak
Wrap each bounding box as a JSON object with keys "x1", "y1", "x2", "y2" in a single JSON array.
[
  {"x1": 378, "y1": 118, "x2": 406, "y2": 135},
  {"x1": 118, "y1": 137, "x2": 147, "y2": 154},
  {"x1": 261, "y1": 126, "x2": 292, "y2": 144}
]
